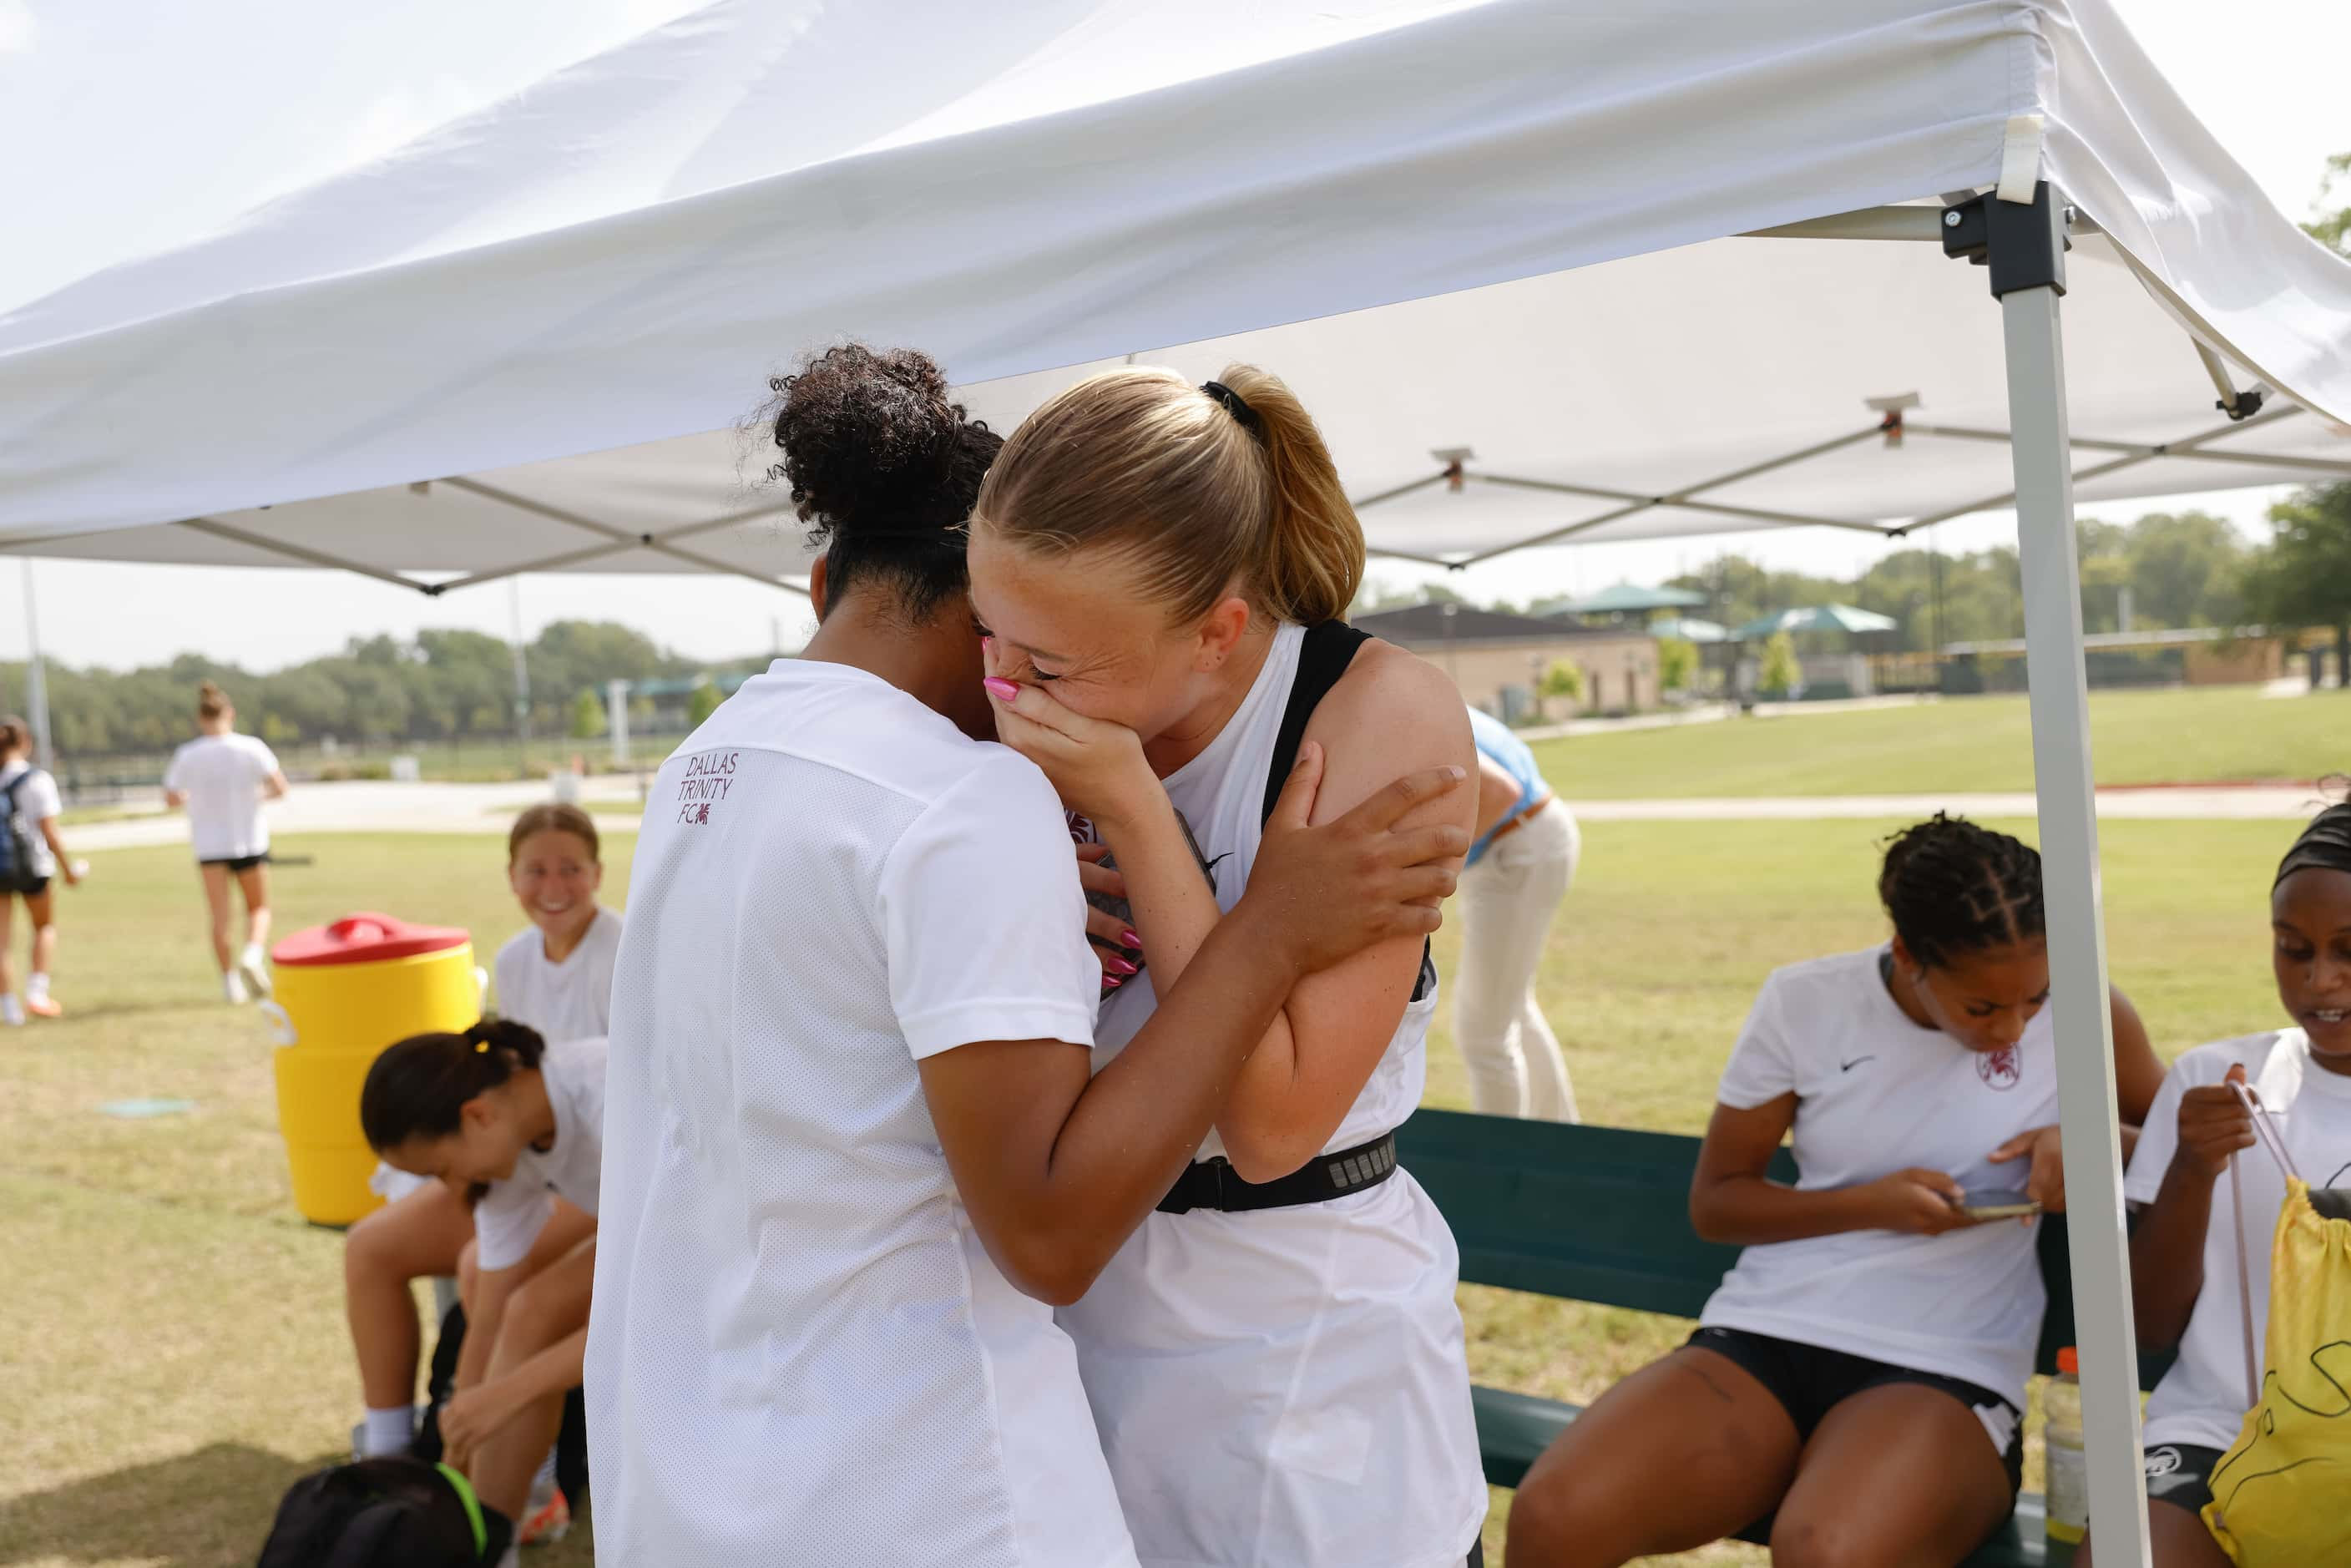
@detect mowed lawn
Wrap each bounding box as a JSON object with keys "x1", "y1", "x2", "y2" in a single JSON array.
[
  {"x1": 1542, "y1": 685, "x2": 2349, "y2": 799},
  {"x1": 1, "y1": 817, "x2": 2297, "y2": 1566}
]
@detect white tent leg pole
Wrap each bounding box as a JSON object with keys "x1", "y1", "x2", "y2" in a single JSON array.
[
  {"x1": 22, "y1": 560, "x2": 54, "y2": 772},
  {"x1": 2001, "y1": 281, "x2": 2151, "y2": 1567}
]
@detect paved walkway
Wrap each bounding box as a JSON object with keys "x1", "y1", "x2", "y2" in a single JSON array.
[
  {"x1": 71, "y1": 780, "x2": 647, "y2": 852},
  {"x1": 1575, "y1": 787, "x2": 2325, "y2": 822},
  {"x1": 68, "y1": 776, "x2": 2329, "y2": 853}
]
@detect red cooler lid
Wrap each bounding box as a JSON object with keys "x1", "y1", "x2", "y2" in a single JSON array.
[{"x1": 274, "y1": 913, "x2": 470, "y2": 968}]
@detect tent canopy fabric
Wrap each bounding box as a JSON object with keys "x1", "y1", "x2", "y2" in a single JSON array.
[
  {"x1": 1735, "y1": 604, "x2": 1904, "y2": 640},
  {"x1": 3, "y1": 0, "x2": 2348, "y2": 594}
]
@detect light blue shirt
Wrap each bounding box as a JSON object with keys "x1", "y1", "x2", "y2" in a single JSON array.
[{"x1": 1465, "y1": 706, "x2": 1546, "y2": 867}]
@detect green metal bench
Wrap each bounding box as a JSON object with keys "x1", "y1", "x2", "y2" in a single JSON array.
[{"x1": 1399, "y1": 1110, "x2": 2172, "y2": 1567}]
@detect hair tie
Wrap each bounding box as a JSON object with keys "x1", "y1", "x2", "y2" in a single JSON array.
[{"x1": 1200, "y1": 381, "x2": 1266, "y2": 444}]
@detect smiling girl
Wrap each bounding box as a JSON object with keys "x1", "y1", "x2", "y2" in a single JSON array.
[
  {"x1": 1504, "y1": 814, "x2": 2162, "y2": 1568},
  {"x1": 491, "y1": 804, "x2": 624, "y2": 1045}
]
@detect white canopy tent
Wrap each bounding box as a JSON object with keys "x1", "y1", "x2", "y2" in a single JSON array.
[{"x1": 6, "y1": 3, "x2": 2349, "y2": 1556}]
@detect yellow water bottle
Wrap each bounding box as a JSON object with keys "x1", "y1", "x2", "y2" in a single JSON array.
[{"x1": 2045, "y1": 1347, "x2": 2087, "y2": 1548}]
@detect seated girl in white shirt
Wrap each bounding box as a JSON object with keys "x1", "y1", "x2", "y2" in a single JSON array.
[
  {"x1": 341, "y1": 808, "x2": 620, "y2": 1543},
  {"x1": 362, "y1": 1019, "x2": 605, "y2": 1549},
  {"x1": 1506, "y1": 814, "x2": 2162, "y2": 1568},
  {"x1": 2081, "y1": 800, "x2": 2351, "y2": 1568}
]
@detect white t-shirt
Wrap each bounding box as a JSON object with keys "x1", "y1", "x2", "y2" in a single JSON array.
[
  {"x1": 584, "y1": 659, "x2": 1134, "y2": 1568},
  {"x1": 0, "y1": 761, "x2": 62, "y2": 878},
  {"x1": 2130, "y1": 1029, "x2": 2351, "y2": 1450},
  {"x1": 1700, "y1": 946, "x2": 2060, "y2": 1408},
  {"x1": 163, "y1": 733, "x2": 280, "y2": 861},
  {"x1": 473, "y1": 1035, "x2": 608, "y2": 1271},
  {"x1": 493, "y1": 908, "x2": 624, "y2": 1044}
]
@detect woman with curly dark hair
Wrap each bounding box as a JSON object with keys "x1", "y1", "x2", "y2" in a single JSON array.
[
  {"x1": 583, "y1": 345, "x2": 1469, "y2": 1568},
  {"x1": 1504, "y1": 816, "x2": 2165, "y2": 1568}
]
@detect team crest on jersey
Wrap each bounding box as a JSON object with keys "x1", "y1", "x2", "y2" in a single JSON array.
[{"x1": 1977, "y1": 1044, "x2": 2022, "y2": 1090}]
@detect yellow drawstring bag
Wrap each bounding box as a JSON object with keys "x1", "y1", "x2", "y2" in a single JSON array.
[{"x1": 2201, "y1": 1085, "x2": 2351, "y2": 1566}]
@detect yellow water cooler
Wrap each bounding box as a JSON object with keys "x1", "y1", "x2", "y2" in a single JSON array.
[{"x1": 265, "y1": 913, "x2": 480, "y2": 1226}]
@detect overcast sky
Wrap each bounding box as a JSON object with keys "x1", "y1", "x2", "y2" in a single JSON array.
[{"x1": 4, "y1": 0, "x2": 2345, "y2": 670}]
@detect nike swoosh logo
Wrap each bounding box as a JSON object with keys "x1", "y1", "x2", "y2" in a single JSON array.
[{"x1": 1841, "y1": 1056, "x2": 1876, "y2": 1072}]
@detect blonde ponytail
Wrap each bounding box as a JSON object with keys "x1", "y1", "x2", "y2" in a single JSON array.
[
  {"x1": 1215, "y1": 365, "x2": 1363, "y2": 625},
  {"x1": 975, "y1": 362, "x2": 1365, "y2": 627}
]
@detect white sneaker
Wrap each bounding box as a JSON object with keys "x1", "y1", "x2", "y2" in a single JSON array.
[
  {"x1": 223, "y1": 971, "x2": 249, "y2": 1005},
  {"x1": 238, "y1": 944, "x2": 273, "y2": 1000}
]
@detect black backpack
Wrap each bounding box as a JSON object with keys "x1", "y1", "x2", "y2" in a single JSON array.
[
  {"x1": 0, "y1": 769, "x2": 43, "y2": 895},
  {"x1": 258, "y1": 1455, "x2": 512, "y2": 1568}
]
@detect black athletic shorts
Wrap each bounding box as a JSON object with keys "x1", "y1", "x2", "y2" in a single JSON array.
[
  {"x1": 2142, "y1": 1443, "x2": 2224, "y2": 1516},
  {"x1": 200, "y1": 852, "x2": 270, "y2": 873},
  {"x1": 14, "y1": 877, "x2": 49, "y2": 898},
  {"x1": 1686, "y1": 1326, "x2": 2025, "y2": 1499}
]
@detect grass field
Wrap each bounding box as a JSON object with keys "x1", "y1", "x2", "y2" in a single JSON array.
[
  {"x1": 1, "y1": 816, "x2": 2298, "y2": 1567},
  {"x1": 1542, "y1": 685, "x2": 2349, "y2": 799}
]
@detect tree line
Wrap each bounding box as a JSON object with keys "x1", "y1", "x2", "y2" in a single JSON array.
[
  {"x1": 1360, "y1": 487, "x2": 2351, "y2": 660},
  {"x1": 0, "y1": 620, "x2": 770, "y2": 761}
]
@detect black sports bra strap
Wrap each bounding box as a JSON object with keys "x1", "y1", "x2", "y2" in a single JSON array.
[
  {"x1": 1259, "y1": 621, "x2": 1373, "y2": 827},
  {"x1": 1258, "y1": 621, "x2": 1433, "y2": 1004}
]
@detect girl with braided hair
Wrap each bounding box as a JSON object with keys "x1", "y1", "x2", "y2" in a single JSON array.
[
  {"x1": 2083, "y1": 797, "x2": 2351, "y2": 1567},
  {"x1": 360, "y1": 1019, "x2": 607, "y2": 1565},
  {"x1": 1507, "y1": 814, "x2": 2164, "y2": 1568}
]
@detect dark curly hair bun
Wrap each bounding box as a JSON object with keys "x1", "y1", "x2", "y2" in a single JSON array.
[{"x1": 766, "y1": 344, "x2": 1001, "y2": 620}]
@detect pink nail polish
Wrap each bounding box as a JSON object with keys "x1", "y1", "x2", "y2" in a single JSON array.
[
  {"x1": 1104, "y1": 976, "x2": 1124, "y2": 990},
  {"x1": 1108, "y1": 957, "x2": 1139, "y2": 976},
  {"x1": 983, "y1": 677, "x2": 1018, "y2": 701},
  {"x1": 1120, "y1": 929, "x2": 1141, "y2": 949}
]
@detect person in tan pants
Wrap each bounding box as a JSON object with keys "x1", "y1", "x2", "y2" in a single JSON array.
[{"x1": 1454, "y1": 706, "x2": 1581, "y2": 1120}]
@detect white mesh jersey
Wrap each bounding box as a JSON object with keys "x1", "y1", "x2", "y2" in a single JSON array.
[
  {"x1": 492, "y1": 907, "x2": 624, "y2": 1046},
  {"x1": 585, "y1": 659, "x2": 1136, "y2": 1568},
  {"x1": 1058, "y1": 623, "x2": 1486, "y2": 1568},
  {"x1": 162, "y1": 732, "x2": 279, "y2": 860}
]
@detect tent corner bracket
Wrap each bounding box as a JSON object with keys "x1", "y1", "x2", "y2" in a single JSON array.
[{"x1": 1942, "y1": 183, "x2": 2069, "y2": 298}]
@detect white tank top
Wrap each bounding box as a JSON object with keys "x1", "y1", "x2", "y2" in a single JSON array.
[{"x1": 1059, "y1": 622, "x2": 1487, "y2": 1568}]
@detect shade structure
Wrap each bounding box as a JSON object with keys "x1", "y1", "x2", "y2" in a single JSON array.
[
  {"x1": 1735, "y1": 604, "x2": 1904, "y2": 640},
  {"x1": 5, "y1": 3, "x2": 2349, "y2": 1557},
  {"x1": 1550, "y1": 585, "x2": 1709, "y2": 616},
  {"x1": 2, "y1": 0, "x2": 2348, "y2": 593},
  {"x1": 1648, "y1": 617, "x2": 1731, "y2": 645}
]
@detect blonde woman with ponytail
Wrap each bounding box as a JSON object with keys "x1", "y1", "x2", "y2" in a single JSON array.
[{"x1": 969, "y1": 365, "x2": 1487, "y2": 1567}]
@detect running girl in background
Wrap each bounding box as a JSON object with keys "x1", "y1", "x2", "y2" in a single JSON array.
[
  {"x1": 361, "y1": 1019, "x2": 605, "y2": 1567},
  {"x1": 163, "y1": 681, "x2": 288, "y2": 1004},
  {"x1": 2081, "y1": 800, "x2": 2351, "y2": 1568},
  {"x1": 0, "y1": 714, "x2": 78, "y2": 1025},
  {"x1": 1504, "y1": 815, "x2": 2163, "y2": 1568},
  {"x1": 969, "y1": 365, "x2": 1487, "y2": 1568}
]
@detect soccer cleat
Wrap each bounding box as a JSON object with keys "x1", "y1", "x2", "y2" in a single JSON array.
[
  {"x1": 238, "y1": 946, "x2": 273, "y2": 1000},
  {"x1": 223, "y1": 971, "x2": 249, "y2": 1006},
  {"x1": 517, "y1": 1485, "x2": 571, "y2": 1546},
  {"x1": 23, "y1": 994, "x2": 61, "y2": 1019}
]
